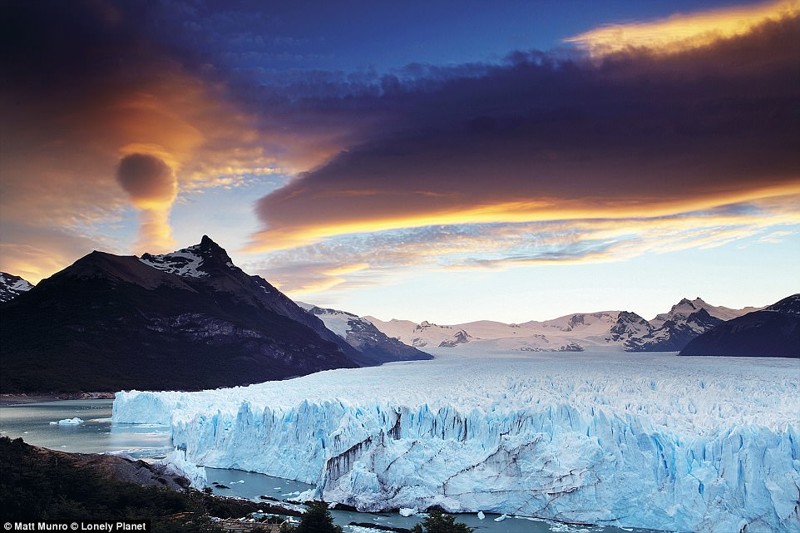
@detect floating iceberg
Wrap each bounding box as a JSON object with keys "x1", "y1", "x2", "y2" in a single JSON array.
[
  {"x1": 50, "y1": 417, "x2": 84, "y2": 425},
  {"x1": 113, "y1": 351, "x2": 800, "y2": 532}
]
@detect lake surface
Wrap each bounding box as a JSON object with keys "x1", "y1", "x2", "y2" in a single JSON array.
[{"x1": 0, "y1": 399, "x2": 652, "y2": 533}]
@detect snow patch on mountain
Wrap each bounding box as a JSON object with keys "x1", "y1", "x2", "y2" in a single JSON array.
[
  {"x1": 113, "y1": 351, "x2": 800, "y2": 532},
  {"x1": 140, "y1": 245, "x2": 209, "y2": 278},
  {"x1": 0, "y1": 272, "x2": 34, "y2": 303},
  {"x1": 297, "y1": 303, "x2": 355, "y2": 339}
]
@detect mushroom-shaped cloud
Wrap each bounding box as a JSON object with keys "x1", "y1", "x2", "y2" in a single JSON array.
[{"x1": 116, "y1": 153, "x2": 178, "y2": 252}]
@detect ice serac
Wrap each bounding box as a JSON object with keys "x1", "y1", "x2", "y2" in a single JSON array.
[{"x1": 113, "y1": 353, "x2": 800, "y2": 533}]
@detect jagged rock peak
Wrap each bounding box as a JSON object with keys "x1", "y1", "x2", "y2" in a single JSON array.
[
  {"x1": 197, "y1": 235, "x2": 229, "y2": 258},
  {"x1": 140, "y1": 236, "x2": 235, "y2": 278}
]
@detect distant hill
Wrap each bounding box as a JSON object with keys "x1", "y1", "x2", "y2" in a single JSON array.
[
  {"x1": 679, "y1": 294, "x2": 800, "y2": 358},
  {"x1": 0, "y1": 236, "x2": 361, "y2": 393}
]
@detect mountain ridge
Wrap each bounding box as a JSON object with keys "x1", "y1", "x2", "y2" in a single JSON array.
[
  {"x1": 679, "y1": 294, "x2": 800, "y2": 357},
  {"x1": 1, "y1": 237, "x2": 363, "y2": 393},
  {"x1": 2, "y1": 250, "x2": 791, "y2": 361},
  {"x1": 299, "y1": 304, "x2": 432, "y2": 365}
]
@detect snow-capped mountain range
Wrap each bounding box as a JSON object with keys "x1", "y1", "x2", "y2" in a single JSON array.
[
  {"x1": 0, "y1": 242, "x2": 786, "y2": 363},
  {"x1": 366, "y1": 297, "x2": 760, "y2": 353}
]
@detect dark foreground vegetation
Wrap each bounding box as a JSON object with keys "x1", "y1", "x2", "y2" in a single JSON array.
[
  {"x1": 0, "y1": 436, "x2": 264, "y2": 532},
  {"x1": 410, "y1": 510, "x2": 473, "y2": 533}
]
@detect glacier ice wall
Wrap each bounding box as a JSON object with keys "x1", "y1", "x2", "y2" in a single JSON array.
[{"x1": 113, "y1": 352, "x2": 800, "y2": 532}]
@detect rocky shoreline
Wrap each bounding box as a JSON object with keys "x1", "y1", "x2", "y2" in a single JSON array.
[
  {"x1": 0, "y1": 392, "x2": 116, "y2": 405},
  {"x1": 0, "y1": 436, "x2": 305, "y2": 532}
]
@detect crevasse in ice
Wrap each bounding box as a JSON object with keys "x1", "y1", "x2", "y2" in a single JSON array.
[{"x1": 112, "y1": 351, "x2": 800, "y2": 532}]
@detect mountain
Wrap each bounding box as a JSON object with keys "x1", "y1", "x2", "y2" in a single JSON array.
[
  {"x1": 0, "y1": 272, "x2": 33, "y2": 303},
  {"x1": 299, "y1": 304, "x2": 432, "y2": 365},
  {"x1": 366, "y1": 298, "x2": 759, "y2": 353},
  {"x1": 650, "y1": 297, "x2": 758, "y2": 327},
  {"x1": 679, "y1": 294, "x2": 800, "y2": 357},
  {"x1": 0, "y1": 236, "x2": 360, "y2": 393}
]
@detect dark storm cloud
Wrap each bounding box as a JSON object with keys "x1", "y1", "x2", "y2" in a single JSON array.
[{"x1": 249, "y1": 15, "x2": 800, "y2": 250}]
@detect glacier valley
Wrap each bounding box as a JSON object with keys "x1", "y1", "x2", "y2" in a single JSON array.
[{"x1": 112, "y1": 350, "x2": 800, "y2": 533}]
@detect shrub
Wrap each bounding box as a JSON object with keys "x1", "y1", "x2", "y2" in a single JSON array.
[
  {"x1": 411, "y1": 509, "x2": 473, "y2": 533},
  {"x1": 282, "y1": 501, "x2": 343, "y2": 533}
]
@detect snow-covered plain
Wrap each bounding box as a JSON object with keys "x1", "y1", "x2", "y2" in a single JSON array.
[{"x1": 112, "y1": 350, "x2": 800, "y2": 532}]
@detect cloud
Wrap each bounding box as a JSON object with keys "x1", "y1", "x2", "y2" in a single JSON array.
[
  {"x1": 565, "y1": 0, "x2": 799, "y2": 56},
  {"x1": 117, "y1": 153, "x2": 178, "y2": 209},
  {"x1": 248, "y1": 11, "x2": 800, "y2": 254},
  {"x1": 0, "y1": 0, "x2": 282, "y2": 262},
  {"x1": 3, "y1": 0, "x2": 799, "y2": 291},
  {"x1": 116, "y1": 153, "x2": 178, "y2": 251},
  {"x1": 249, "y1": 197, "x2": 800, "y2": 299},
  {"x1": 0, "y1": 224, "x2": 117, "y2": 284}
]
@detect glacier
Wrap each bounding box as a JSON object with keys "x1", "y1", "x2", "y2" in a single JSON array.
[{"x1": 112, "y1": 351, "x2": 800, "y2": 532}]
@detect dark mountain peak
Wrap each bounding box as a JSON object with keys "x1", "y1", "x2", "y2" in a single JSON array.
[
  {"x1": 765, "y1": 294, "x2": 800, "y2": 315},
  {"x1": 680, "y1": 293, "x2": 800, "y2": 358},
  {"x1": 140, "y1": 237, "x2": 235, "y2": 279},
  {"x1": 687, "y1": 307, "x2": 714, "y2": 321},
  {"x1": 197, "y1": 235, "x2": 231, "y2": 261},
  {"x1": 618, "y1": 310, "x2": 647, "y2": 323},
  {"x1": 660, "y1": 307, "x2": 721, "y2": 331},
  {"x1": 608, "y1": 311, "x2": 652, "y2": 344},
  {"x1": 53, "y1": 251, "x2": 192, "y2": 291},
  {"x1": 1, "y1": 238, "x2": 360, "y2": 393}
]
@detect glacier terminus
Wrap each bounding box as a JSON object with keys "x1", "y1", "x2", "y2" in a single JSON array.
[{"x1": 112, "y1": 350, "x2": 800, "y2": 533}]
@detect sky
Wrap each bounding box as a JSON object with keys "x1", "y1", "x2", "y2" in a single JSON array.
[{"x1": 1, "y1": 0, "x2": 798, "y2": 323}]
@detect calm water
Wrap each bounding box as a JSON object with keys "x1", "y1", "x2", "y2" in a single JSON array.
[{"x1": 0, "y1": 400, "x2": 652, "y2": 533}]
